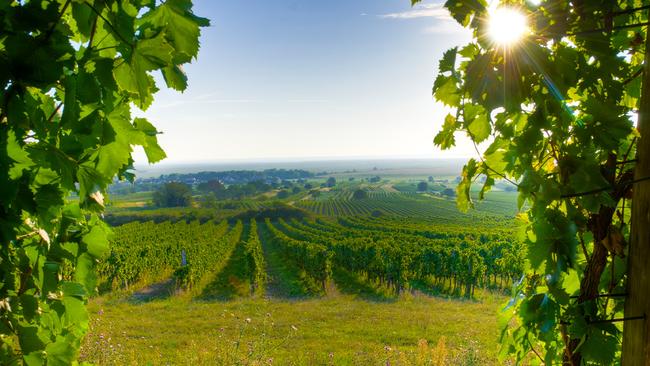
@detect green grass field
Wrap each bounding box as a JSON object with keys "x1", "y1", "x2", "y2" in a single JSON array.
[{"x1": 81, "y1": 293, "x2": 505, "y2": 365}]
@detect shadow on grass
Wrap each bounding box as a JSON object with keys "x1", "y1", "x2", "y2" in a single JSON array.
[
  {"x1": 197, "y1": 241, "x2": 251, "y2": 301},
  {"x1": 409, "y1": 279, "x2": 478, "y2": 302},
  {"x1": 331, "y1": 268, "x2": 397, "y2": 303},
  {"x1": 128, "y1": 278, "x2": 177, "y2": 304}
]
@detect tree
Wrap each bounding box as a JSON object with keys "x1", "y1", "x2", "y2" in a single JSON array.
[
  {"x1": 0, "y1": 1, "x2": 207, "y2": 363},
  {"x1": 441, "y1": 188, "x2": 456, "y2": 197},
  {"x1": 201, "y1": 192, "x2": 218, "y2": 209},
  {"x1": 352, "y1": 189, "x2": 368, "y2": 199},
  {"x1": 197, "y1": 179, "x2": 226, "y2": 195},
  {"x1": 326, "y1": 177, "x2": 336, "y2": 187},
  {"x1": 417, "y1": 181, "x2": 428, "y2": 192},
  {"x1": 418, "y1": 0, "x2": 647, "y2": 363},
  {"x1": 276, "y1": 190, "x2": 289, "y2": 199},
  {"x1": 153, "y1": 182, "x2": 193, "y2": 208},
  {"x1": 428, "y1": 176, "x2": 434, "y2": 182}
]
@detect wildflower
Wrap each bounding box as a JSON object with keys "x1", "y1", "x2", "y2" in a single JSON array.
[
  {"x1": 384, "y1": 345, "x2": 392, "y2": 352},
  {"x1": 98, "y1": 309, "x2": 104, "y2": 316}
]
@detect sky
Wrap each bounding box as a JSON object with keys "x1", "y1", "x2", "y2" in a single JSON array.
[{"x1": 134, "y1": 0, "x2": 475, "y2": 164}]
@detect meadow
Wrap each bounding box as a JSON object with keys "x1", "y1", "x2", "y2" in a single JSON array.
[{"x1": 84, "y1": 175, "x2": 522, "y2": 365}]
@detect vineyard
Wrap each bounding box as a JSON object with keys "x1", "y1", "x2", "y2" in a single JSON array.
[
  {"x1": 80, "y1": 183, "x2": 526, "y2": 364},
  {"x1": 295, "y1": 190, "x2": 517, "y2": 225},
  {"x1": 102, "y1": 210, "x2": 523, "y2": 299}
]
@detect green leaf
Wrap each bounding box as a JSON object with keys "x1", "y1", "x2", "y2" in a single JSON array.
[
  {"x1": 444, "y1": 0, "x2": 486, "y2": 27},
  {"x1": 45, "y1": 334, "x2": 78, "y2": 366},
  {"x1": 35, "y1": 185, "x2": 64, "y2": 222},
  {"x1": 60, "y1": 74, "x2": 78, "y2": 128},
  {"x1": 456, "y1": 158, "x2": 478, "y2": 212},
  {"x1": 75, "y1": 254, "x2": 97, "y2": 295},
  {"x1": 76, "y1": 164, "x2": 103, "y2": 200},
  {"x1": 162, "y1": 65, "x2": 188, "y2": 91},
  {"x1": 439, "y1": 47, "x2": 457, "y2": 74},
  {"x1": 484, "y1": 142, "x2": 508, "y2": 174},
  {"x1": 478, "y1": 176, "x2": 494, "y2": 200},
  {"x1": 464, "y1": 104, "x2": 490, "y2": 142},
  {"x1": 61, "y1": 282, "x2": 87, "y2": 299},
  {"x1": 16, "y1": 325, "x2": 47, "y2": 355},
  {"x1": 7, "y1": 130, "x2": 34, "y2": 180},
  {"x1": 433, "y1": 114, "x2": 457, "y2": 149},
  {"x1": 62, "y1": 295, "x2": 88, "y2": 329},
  {"x1": 81, "y1": 225, "x2": 109, "y2": 259},
  {"x1": 134, "y1": 118, "x2": 166, "y2": 163},
  {"x1": 114, "y1": 32, "x2": 174, "y2": 109},
  {"x1": 139, "y1": 0, "x2": 210, "y2": 64},
  {"x1": 95, "y1": 105, "x2": 144, "y2": 178},
  {"x1": 433, "y1": 75, "x2": 461, "y2": 107},
  {"x1": 23, "y1": 351, "x2": 46, "y2": 366},
  {"x1": 580, "y1": 332, "x2": 617, "y2": 365}
]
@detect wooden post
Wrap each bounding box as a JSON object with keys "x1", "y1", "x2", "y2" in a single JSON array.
[{"x1": 621, "y1": 18, "x2": 650, "y2": 366}]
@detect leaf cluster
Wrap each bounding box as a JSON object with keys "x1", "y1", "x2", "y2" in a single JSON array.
[
  {"x1": 0, "y1": 0, "x2": 207, "y2": 364},
  {"x1": 419, "y1": 0, "x2": 646, "y2": 363}
]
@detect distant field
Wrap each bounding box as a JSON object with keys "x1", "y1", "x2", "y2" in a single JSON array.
[
  {"x1": 109, "y1": 191, "x2": 153, "y2": 208},
  {"x1": 295, "y1": 189, "x2": 518, "y2": 224}
]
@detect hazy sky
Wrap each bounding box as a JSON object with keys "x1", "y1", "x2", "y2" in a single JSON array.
[{"x1": 134, "y1": 0, "x2": 475, "y2": 164}]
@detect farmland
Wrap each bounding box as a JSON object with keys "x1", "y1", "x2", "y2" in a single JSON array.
[{"x1": 83, "y1": 173, "x2": 523, "y2": 365}]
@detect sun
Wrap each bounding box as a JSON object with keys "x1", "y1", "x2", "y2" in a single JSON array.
[{"x1": 487, "y1": 7, "x2": 528, "y2": 46}]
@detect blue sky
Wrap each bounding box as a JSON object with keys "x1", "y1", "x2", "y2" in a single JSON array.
[{"x1": 134, "y1": 0, "x2": 474, "y2": 164}]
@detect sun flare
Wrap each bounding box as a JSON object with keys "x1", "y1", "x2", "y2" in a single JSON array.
[{"x1": 487, "y1": 7, "x2": 528, "y2": 46}]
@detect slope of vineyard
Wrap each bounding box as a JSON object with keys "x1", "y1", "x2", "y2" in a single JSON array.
[
  {"x1": 86, "y1": 183, "x2": 523, "y2": 365},
  {"x1": 98, "y1": 220, "x2": 242, "y2": 293},
  {"x1": 99, "y1": 213, "x2": 523, "y2": 300},
  {"x1": 294, "y1": 190, "x2": 517, "y2": 225}
]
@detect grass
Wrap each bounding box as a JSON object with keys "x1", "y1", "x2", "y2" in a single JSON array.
[
  {"x1": 109, "y1": 191, "x2": 153, "y2": 208},
  {"x1": 81, "y1": 292, "x2": 506, "y2": 365}
]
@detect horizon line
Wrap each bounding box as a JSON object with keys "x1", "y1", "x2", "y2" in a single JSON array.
[{"x1": 134, "y1": 155, "x2": 472, "y2": 167}]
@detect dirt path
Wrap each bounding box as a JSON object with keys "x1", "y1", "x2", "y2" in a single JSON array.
[
  {"x1": 381, "y1": 183, "x2": 398, "y2": 192},
  {"x1": 130, "y1": 278, "x2": 176, "y2": 302},
  {"x1": 257, "y1": 222, "x2": 311, "y2": 299}
]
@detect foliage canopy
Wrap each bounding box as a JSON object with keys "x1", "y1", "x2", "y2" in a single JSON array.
[
  {"x1": 153, "y1": 182, "x2": 193, "y2": 208},
  {"x1": 0, "y1": 0, "x2": 207, "y2": 363},
  {"x1": 417, "y1": 0, "x2": 648, "y2": 363}
]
